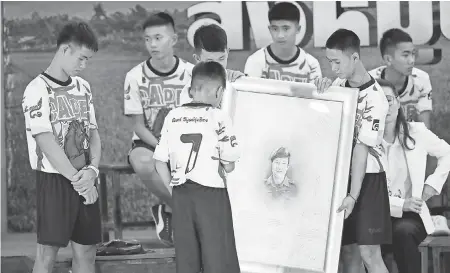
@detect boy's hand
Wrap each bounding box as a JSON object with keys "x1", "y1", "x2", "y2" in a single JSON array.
[
  {"x1": 82, "y1": 186, "x2": 99, "y2": 205},
  {"x1": 72, "y1": 168, "x2": 96, "y2": 194},
  {"x1": 403, "y1": 197, "x2": 423, "y2": 213},
  {"x1": 337, "y1": 195, "x2": 356, "y2": 219},
  {"x1": 314, "y1": 77, "x2": 333, "y2": 94},
  {"x1": 226, "y1": 70, "x2": 245, "y2": 82}
]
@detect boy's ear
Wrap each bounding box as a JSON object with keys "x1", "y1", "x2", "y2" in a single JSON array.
[
  {"x1": 383, "y1": 54, "x2": 393, "y2": 66},
  {"x1": 171, "y1": 33, "x2": 178, "y2": 46},
  {"x1": 188, "y1": 86, "x2": 193, "y2": 99},
  {"x1": 351, "y1": 52, "x2": 360, "y2": 62},
  {"x1": 296, "y1": 24, "x2": 301, "y2": 34}
]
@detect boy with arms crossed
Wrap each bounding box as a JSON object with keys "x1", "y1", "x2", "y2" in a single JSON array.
[
  {"x1": 244, "y1": 2, "x2": 322, "y2": 83},
  {"x1": 123, "y1": 12, "x2": 193, "y2": 245},
  {"x1": 369, "y1": 28, "x2": 433, "y2": 128},
  {"x1": 22, "y1": 22, "x2": 101, "y2": 273},
  {"x1": 154, "y1": 61, "x2": 240, "y2": 273},
  {"x1": 180, "y1": 24, "x2": 244, "y2": 105},
  {"x1": 315, "y1": 29, "x2": 391, "y2": 273}
]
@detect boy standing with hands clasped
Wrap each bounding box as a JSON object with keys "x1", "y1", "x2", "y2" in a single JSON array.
[
  {"x1": 22, "y1": 22, "x2": 101, "y2": 273},
  {"x1": 153, "y1": 61, "x2": 241, "y2": 273}
]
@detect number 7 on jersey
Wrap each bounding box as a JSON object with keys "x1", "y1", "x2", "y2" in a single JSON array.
[{"x1": 180, "y1": 133, "x2": 203, "y2": 174}]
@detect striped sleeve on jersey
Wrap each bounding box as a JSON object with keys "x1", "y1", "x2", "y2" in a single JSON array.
[
  {"x1": 123, "y1": 69, "x2": 143, "y2": 115},
  {"x1": 22, "y1": 78, "x2": 53, "y2": 136},
  {"x1": 414, "y1": 69, "x2": 433, "y2": 113},
  {"x1": 215, "y1": 110, "x2": 240, "y2": 163}
]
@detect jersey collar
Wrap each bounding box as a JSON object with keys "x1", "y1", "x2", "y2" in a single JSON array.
[
  {"x1": 345, "y1": 75, "x2": 376, "y2": 91},
  {"x1": 182, "y1": 102, "x2": 213, "y2": 107},
  {"x1": 380, "y1": 67, "x2": 409, "y2": 96}
]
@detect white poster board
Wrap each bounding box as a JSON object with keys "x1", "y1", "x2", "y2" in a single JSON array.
[{"x1": 222, "y1": 78, "x2": 358, "y2": 273}]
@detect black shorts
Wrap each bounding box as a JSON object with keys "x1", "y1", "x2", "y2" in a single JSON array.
[
  {"x1": 127, "y1": 140, "x2": 155, "y2": 164},
  {"x1": 342, "y1": 172, "x2": 392, "y2": 246},
  {"x1": 36, "y1": 171, "x2": 101, "y2": 247},
  {"x1": 172, "y1": 180, "x2": 240, "y2": 273}
]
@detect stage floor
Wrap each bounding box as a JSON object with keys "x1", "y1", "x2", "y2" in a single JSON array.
[{"x1": 1, "y1": 228, "x2": 175, "y2": 273}]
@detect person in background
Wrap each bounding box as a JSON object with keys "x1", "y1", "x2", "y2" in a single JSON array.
[
  {"x1": 123, "y1": 12, "x2": 193, "y2": 246},
  {"x1": 378, "y1": 78, "x2": 450, "y2": 273},
  {"x1": 244, "y1": 2, "x2": 322, "y2": 83},
  {"x1": 369, "y1": 28, "x2": 433, "y2": 128}
]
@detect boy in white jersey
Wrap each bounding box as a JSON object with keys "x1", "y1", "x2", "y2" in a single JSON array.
[
  {"x1": 123, "y1": 12, "x2": 193, "y2": 245},
  {"x1": 22, "y1": 22, "x2": 101, "y2": 273},
  {"x1": 180, "y1": 24, "x2": 244, "y2": 106},
  {"x1": 315, "y1": 29, "x2": 391, "y2": 273},
  {"x1": 369, "y1": 28, "x2": 433, "y2": 128},
  {"x1": 244, "y1": 2, "x2": 322, "y2": 83},
  {"x1": 154, "y1": 61, "x2": 240, "y2": 273}
]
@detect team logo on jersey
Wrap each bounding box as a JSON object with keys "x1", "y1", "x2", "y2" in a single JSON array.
[
  {"x1": 64, "y1": 119, "x2": 90, "y2": 170},
  {"x1": 372, "y1": 119, "x2": 380, "y2": 131}
]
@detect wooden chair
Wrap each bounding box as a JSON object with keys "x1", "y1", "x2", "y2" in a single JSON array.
[{"x1": 98, "y1": 162, "x2": 148, "y2": 241}]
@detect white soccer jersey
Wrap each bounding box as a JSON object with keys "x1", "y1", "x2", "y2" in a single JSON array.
[
  {"x1": 333, "y1": 77, "x2": 389, "y2": 173},
  {"x1": 244, "y1": 46, "x2": 322, "y2": 83},
  {"x1": 22, "y1": 73, "x2": 98, "y2": 173},
  {"x1": 124, "y1": 57, "x2": 194, "y2": 141},
  {"x1": 369, "y1": 66, "x2": 432, "y2": 121},
  {"x1": 153, "y1": 103, "x2": 240, "y2": 188}
]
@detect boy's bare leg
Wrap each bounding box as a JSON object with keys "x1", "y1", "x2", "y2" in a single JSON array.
[
  {"x1": 71, "y1": 241, "x2": 96, "y2": 273},
  {"x1": 129, "y1": 147, "x2": 172, "y2": 208},
  {"x1": 32, "y1": 244, "x2": 59, "y2": 273},
  {"x1": 341, "y1": 244, "x2": 365, "y2": 273},
  {"x1": 359, "y1": 245, "x2": 388, "y2": 273}
]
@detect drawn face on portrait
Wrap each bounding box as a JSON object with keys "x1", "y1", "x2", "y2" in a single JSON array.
[{"x1": 265, "y1": 147, "x2": 297, "y2": 200}]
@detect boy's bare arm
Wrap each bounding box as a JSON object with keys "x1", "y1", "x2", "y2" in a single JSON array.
[
  {"x1": 349, "y1": 143, "x2": 369, "y2": 200},
  {"x1": 35, "y1": 132, "x2": 78, "y2": 180},
  {"x1": 89, "y1": 129, "x2": 102, "y2": 168},
  {"x1": 131, "y1": 114, "x2": 159, "y2": 147}
]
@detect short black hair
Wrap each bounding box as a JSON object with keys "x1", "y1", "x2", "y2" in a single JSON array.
[
  {"x1": 325, "y1": 29, "x2": 360, "y2": 54},
  {"x1": 57, "y1": 22, "x2": 98, "y2": 52},
  {"x1": 379, "y1": 28, "x2": 413, "y2": 57},
  {"x1": 193, "y1": 24, "x2": 227, "y2": 53},
  {"x1": 268, "y1": 2, "x2": 300, "y2": 23},
  {"x1": 191, "y1": 61, "x2": 226, "y2": 90},
  {"x1": 142, "y1": 12, "x2": 175, "y2": 31}
]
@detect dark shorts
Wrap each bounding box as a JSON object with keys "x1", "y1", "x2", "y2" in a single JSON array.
[
  {"x1": 172, "y1": 180, "x2": 240, "y2": 273},
  {"x1": 36, "y1": 171, "x2": 101, "y2": 247},
  {"x1": 127, "y1": 140, "x2": 155, "y2": 165},
  {"x1": 342, "y1": 172, "x2": 392, "y2": 246}
]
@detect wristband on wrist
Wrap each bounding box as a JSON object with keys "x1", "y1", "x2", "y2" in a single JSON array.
[
  {"x1": 86, "y1": 165, "x2": 99, "y2": 178},
  {"x1": 348, "y1": 194, "x2": 357, "y2": 202}
]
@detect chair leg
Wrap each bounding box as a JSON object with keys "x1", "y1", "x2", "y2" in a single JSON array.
[
  {"x1": 112, "y1": 171, "x2": 123, "y2": 240},
  {"x1": 421, "y1": 248, "x2": 428, "y2": 273},
  {"x1": 432, "y1": 248, "x2": 441, "y2": 273}
]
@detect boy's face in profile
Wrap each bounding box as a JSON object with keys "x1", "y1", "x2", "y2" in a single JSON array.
[
  {"x1": 144, "y1": 25, "x2": 177, "y2": 60},
  {"x1": 268, "y1": 20, "x2": 300, "y2": 49},
  {"x1": 385, "y1": 42, "x2": 416, "y2": 76},
  {"x1": 326, "y1": 48, "x2": 357, "y2": 80},
  {"x1": 194, "y1": 49, "x2": 229, "y2": 69},
  {"x1": 62, "y1": 43, "x2": 94, "y2": 76}
]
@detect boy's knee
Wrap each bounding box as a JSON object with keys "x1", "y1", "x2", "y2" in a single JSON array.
[
  {"x1": 130, "y1": 151, "x2": 156, "y2": 173},
  {"x1": 72, "y1": 244, "x2": 96, "y2": 263},
  {"x1": 35, "y1": 244, "x2": 59, "y2": 266},
  {"x1": 359, "y1": 245, "x2": 383, "y2": 265}
]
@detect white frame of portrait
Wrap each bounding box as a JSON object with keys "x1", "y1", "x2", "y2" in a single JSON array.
[{"x1": 221, "y1": 77, "x2": 358, "y2": 273}]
